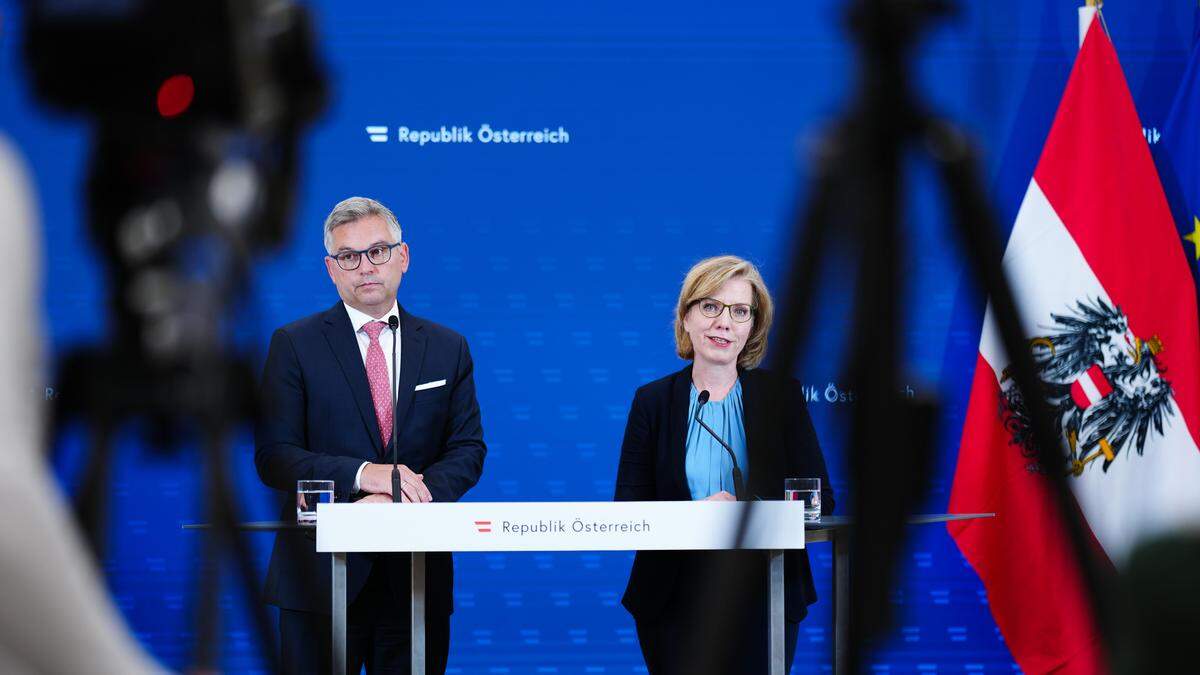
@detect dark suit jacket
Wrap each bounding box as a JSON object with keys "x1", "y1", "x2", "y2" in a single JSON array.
[
  {"x1": 255, "y1": 301, "x2": 486, "y2": 615},
  {"x1": 615, "y1": 365, "x2": 835, "y2": 623}
]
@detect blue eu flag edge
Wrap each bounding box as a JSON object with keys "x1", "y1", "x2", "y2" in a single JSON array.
[{"x1": 1161, "y1": 10, "x2": 1200, "y2": 278}]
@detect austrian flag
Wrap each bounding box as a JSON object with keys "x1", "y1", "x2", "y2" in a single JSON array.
[{"x1": 948, "y1": 14, "x2": 1200, "y2": 675}]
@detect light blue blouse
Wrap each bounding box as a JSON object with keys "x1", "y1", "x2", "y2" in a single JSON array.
[{"x1": 684, "y1": 381, "x2": 749, "y2": 500}]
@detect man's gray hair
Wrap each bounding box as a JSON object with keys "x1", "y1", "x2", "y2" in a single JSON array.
[{"x1": 322, "y1": 196, "x2": 403, "y2": 254}]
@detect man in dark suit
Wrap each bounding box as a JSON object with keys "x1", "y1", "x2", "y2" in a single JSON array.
[{"x1": 256, "y1": 196, "x2": 486, "y2": 674}]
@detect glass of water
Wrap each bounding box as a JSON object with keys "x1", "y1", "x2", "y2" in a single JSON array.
[
  {"x1": 784, "y1": 478, "x2": 821, "y2": 522},
  {"x1": 297, "y1": 480, "x2": 335, "y2": 525}
]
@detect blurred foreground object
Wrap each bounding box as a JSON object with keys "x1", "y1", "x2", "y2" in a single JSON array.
[
  {"x1": 22, "y1": 0, "x2": 327, "y2": 669},
  {"x1": 0, "y1": 134, "x2": 160, "y2": 673},
  {"x1": 691, "y1": 1, "x2": 1114, "y2": 673},
  {"x1": 1113, "y1": 533, "x2": 1200, "y2": 674}
]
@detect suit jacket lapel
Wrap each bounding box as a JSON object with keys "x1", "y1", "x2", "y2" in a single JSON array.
[
  {"x1": 667, "y1": 365, "x2": 693, "y2": 500},
  {"x1": 321, "y1": 302, "x2": 382, "y2": 454},
  {"x1": 387, "y1": 306, "x2": 427, "y2": 459}
]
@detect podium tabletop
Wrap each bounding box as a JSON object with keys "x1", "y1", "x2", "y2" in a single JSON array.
[{"x1": 182, "y1": 512, "x2": 993, "y2": 533}]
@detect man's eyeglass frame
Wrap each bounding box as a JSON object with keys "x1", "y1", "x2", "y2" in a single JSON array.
[{"x1": 328, "y1": 242, "x2": 403, "y2": 271}]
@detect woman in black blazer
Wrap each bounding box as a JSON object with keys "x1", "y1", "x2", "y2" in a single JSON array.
[{"x1": 615, "y1": 255, "x2": 835, "y2": 674}]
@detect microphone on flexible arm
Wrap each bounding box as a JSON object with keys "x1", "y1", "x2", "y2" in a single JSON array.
[
  {"x1": 388, "y1": 314, "x2": 402, "y2": 503},
  {"x1": 695, "y1": 389, "x2": 745, "y2": 500}
]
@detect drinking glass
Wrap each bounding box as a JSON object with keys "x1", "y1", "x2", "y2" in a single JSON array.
[
  {"x1": 784, "y1": 478, "x2": 821, "y2": 523},
  {"x1": 297, "y1": 480, "x2": 335, "y2": 525}
]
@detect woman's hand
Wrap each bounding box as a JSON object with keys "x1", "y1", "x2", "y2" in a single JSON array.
[{"x1": 702, "y1": 491, "x2": 736, "y2": 502}]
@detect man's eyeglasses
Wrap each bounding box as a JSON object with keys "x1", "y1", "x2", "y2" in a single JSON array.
[
  {"x1": 328, "y1": 242, "x2": 402, "y2": 271},
  {"x1": 691, "y1": 297, "x2": 755, "y2": 323}
]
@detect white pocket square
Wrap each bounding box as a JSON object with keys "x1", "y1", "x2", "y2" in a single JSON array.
[{"x1": 414, "y1": 379, "x2": 446, "y2": 392}]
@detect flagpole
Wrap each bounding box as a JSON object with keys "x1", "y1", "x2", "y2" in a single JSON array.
[{"x1": 1080, "y1": 2, "x2": 1101, "y2": 47}]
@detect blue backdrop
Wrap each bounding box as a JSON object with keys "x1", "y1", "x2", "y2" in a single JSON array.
[{"x1": 0, "y1": 1, "x2": 1194, "y2": 672}]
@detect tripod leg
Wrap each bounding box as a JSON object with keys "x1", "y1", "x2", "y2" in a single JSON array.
[
  {"x1": 75, "y1": 421, "x2": 115, "y2": 561},
  {"x1": 924, "y1": 119, "x2": 1112, "y2": 646},
  {"x1": 193, "y1": 429, "x2": 280, "y2": 672},
  {"x1": 683, "y1": 136, "x2": 855, "y2": 675},
  {"x1": 194, "y1": 470, "x2": 223, "y2": 670},
  {"x1": 772, "y1": 131, "x2": 850, "y2": 379}
]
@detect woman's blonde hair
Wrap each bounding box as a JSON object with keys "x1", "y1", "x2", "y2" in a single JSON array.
[{"x1": 674, "y1": 255, "x2": 774, "y2": 369}]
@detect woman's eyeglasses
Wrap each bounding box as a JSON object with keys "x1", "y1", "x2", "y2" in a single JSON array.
[{"x1": 691, "y1": 298, "x2": 755, "y2": 323}]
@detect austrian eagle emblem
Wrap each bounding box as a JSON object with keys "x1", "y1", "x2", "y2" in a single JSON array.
[{"x1": 997, "y1": 298, "x2": 1173, "y2": 476}]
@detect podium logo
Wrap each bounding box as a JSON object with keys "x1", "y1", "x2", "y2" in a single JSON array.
[
  {"x1": 365, "y1": 126, "x2": 388, "y2": 143},
  {"x1": 474, "y1": 520, "x2": 492, "y2": 533}
]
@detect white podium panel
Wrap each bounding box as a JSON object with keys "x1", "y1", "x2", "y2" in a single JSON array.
[
  {"x1": 317, "y1": 500, "x2": 809, "y2": 675},
  {"x1": 316, "y1": 500, "x2": 806, "y2": 553}
]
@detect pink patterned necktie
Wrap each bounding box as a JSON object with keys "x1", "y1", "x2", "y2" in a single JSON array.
[{"x1": 361, "y1": 320, "x2": 393, "y2": 446}]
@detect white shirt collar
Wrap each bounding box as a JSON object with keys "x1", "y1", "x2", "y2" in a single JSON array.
[{"x1": 344, "y1": 301, "x2": 400, "y2": 334}]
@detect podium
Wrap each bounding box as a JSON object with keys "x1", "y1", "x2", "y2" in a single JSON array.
[
  {"x1": 185, "y1": 508, "x2": 989, "y2": 674},
  {"x1": 316, "y1": 500, "x2": 808, "y2": 675}
]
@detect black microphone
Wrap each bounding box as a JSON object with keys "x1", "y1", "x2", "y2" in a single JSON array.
[
  {"x1": 695, "y1": 389, "x2": 745, "y2": 500},
  {"x1": 388, "y1": 314, "x2": 402, "y2": 503}
]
